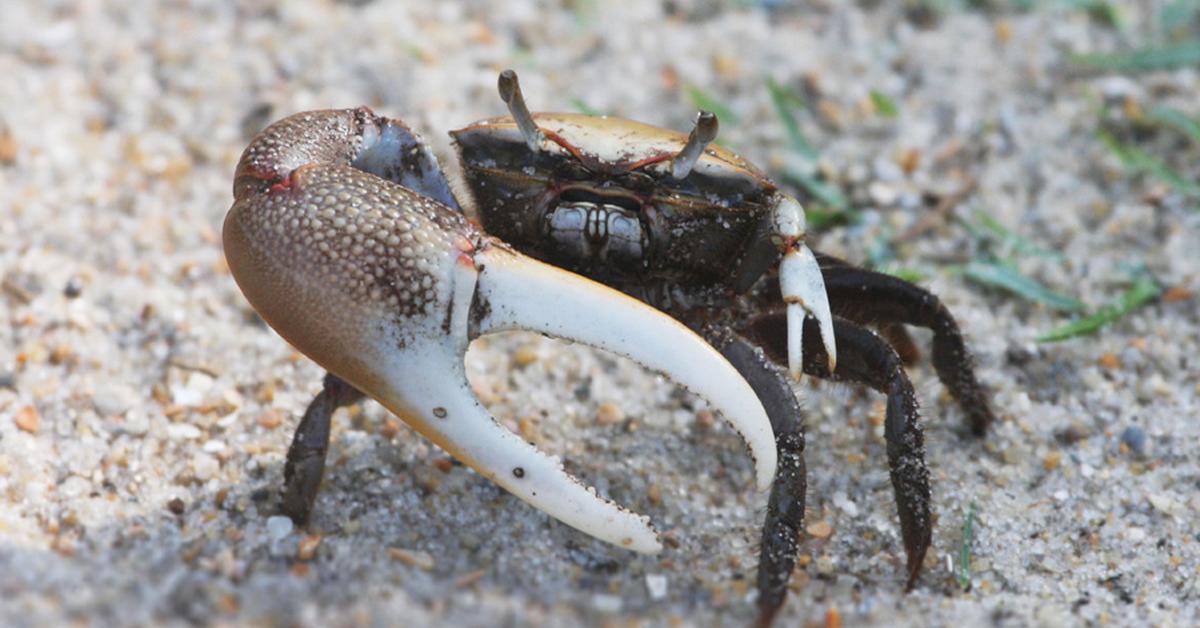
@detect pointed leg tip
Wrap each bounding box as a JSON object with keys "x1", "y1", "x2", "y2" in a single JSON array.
[
  {"x1": 754, "y1": 600, "x2": 783, "y2": 628},
  {"x1": 904, "y1": 547, "x2": 927, "y2": 592},
  {"x1": 968, "y1": 407, "x2": 995, "y2": 437},
  {"x1": 905, "y1": 568, "x2": 921, "y2": 593}
]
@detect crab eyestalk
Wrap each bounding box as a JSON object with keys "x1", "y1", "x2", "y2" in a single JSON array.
[
  {"x1": 773, "y1": 195, "x2": 836, "y2": 379},
  {"x1": 497, "y1": 69, "x2": 544, "y2": 152},
  {"x1": 672, "y1": 110, "x2": 719, "y2": 180}
]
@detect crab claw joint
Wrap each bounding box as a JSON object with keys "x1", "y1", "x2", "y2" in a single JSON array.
[
  {"x1": 224, "y1": 152, "x2": 775, "y2": 554},
  {"x1": 774, "y1": 196, "x2": 837, "y2": 379}
]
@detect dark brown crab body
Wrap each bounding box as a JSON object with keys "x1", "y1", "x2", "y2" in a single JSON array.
[
  {"x1": 222, "y1": 71, "x2": 996, "y2": 627},
  {"x1": 454, "y1": 112, "x2": 774, "y2": 290}
]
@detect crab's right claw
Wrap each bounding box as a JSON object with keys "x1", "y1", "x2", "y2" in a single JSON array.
[
  {"x1": 224, "y1": 115, "x2": 775, "y2": 553},
  {"x1": 774, "y1": 195, "x2": 836, "y2": 379}
]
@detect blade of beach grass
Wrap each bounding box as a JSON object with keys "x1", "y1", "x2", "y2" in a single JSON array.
[
  {"x1": 766, "y1": 78, "x2": 857, "y2": 225},
  {"x1": 1038, "y1": 276, "x2": 1162, "y2": 342},
  {"x1": 686, "y1": 85, "x2": 739, "y2": 126},
  {"x1": 957, "y1": 500, "x2": 978, "y2": 591},
  {"x1": 767, "y1": 78, "x2": 818, "y2": 159},
  {"x1": 1148, "y1": 106, "x2": 1200, "y2": 144},
  {"x1": 1098, "y1": 129, "x2": 1200, "y2": 198},
  {"x1": 569, "y1": 97, "x2": 602, "y2": 117},
  {"x1": 1071, "y1": 40, "x2": 1200, "y2": 72},
  {"x1": 963, "y1": 260, "x2": 1084, "y2": 312},
  {"x1": 960, "y1": 212, "x2": 1063, "y2": 259},
  {"x1": 869, "y1": 89, "x2": 898, "y2": 119}
]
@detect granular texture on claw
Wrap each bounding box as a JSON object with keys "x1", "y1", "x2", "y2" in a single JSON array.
[{"x1": 228, "y1": 163, "x2": 477, "y2": 322}]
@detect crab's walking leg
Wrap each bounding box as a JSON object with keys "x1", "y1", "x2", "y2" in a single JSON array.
[
  {"x1": 280, "y1": 373, "x2": 364, "y2": 525},
  {"x1": 744, "y1": 314, "x2": 931, "y2": 591},
  {"x1": 815, "y1": 253, "x2": 994, "y2": 435},
  {"x1": 703, "y1": 326, "x2": 807, "y2": 628},
  {"x1": 879, "y1": 323, "x2": 921, "y2": 365}
]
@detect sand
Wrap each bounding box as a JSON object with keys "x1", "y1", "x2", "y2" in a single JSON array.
[{"x1": 1, "y1": 1, "x2": 1198, "y2": 626}]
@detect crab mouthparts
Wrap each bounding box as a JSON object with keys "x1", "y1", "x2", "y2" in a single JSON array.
[{"x1": 543, "y1": 187, "x2": 649, "y2": 269}]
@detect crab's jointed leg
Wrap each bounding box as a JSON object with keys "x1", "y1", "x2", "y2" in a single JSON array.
[
  {"x1": 743, "y1": 313, "x2": 931, "y2": 597},
  {"x1": 281, "y1": 373, "x2": 363, "y2": 525},
  {"x1": 224, "y1": 110, "x2": 777, "y2": 551},
  {"x1": 814, "y1": 252, "x2": 995, "y2": 435},
  {"x1": 701, "y1": 326, "x2": 807, "y2": 628}
]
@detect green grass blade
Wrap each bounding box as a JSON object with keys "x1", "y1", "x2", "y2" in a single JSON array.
[
  {"x1": 964, "y1": 261, "x2": 1084, "y2": 311},
  {"x1": 1074, "y1": 0, "x2": 1120, "y2": 28},
  {"x1": 1038, "y1": 276, "x2": 1162, "y2": 342},
  {"x1": 869, "y1": 89, "x2": 898, "y2": 118},
  {"x1": 569, "y1": 98, "x2": 602, "y2": 117},
  {"x1": 1099, "y1": 130, "x2": 1200, "y2": 198},
  {"x1": 1162, "y1": 1, "x2": 1200, "y2": 37},
  {"x1": 780, "y1": 167, "x2": 856, "y2": 226},
  {"x1": 1148, "y1": 106, "x2": 1200, "y2": 144},
  {"x1": 803, "y1": 204, "x2": 857, "y2": 229},
  {"x1": 964, "y1": 213, "x2": 1062, "y2": 259},
  {"x1": 1070, "y1": 41, "x2": 1200, "y2": 72},
  {"x1": 766, "y1": 78, "x2": 817, "y2": 159},
  {"x1": 957, "y1": 500, "x2": 978, "y2": 590},
  {"x1": 686, "y1": 85, "x2": 739, "y2": 126},
  {"x1": 879, "y1": 266, "x2": 928, "y2": 283},
  {"x1": 793, "y1": 171, "x2": 847, "y2": 209}
]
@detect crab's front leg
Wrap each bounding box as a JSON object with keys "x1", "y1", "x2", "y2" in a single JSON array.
[{"x1": 224, "y1": 110, "x2": 778, "y2": 551}]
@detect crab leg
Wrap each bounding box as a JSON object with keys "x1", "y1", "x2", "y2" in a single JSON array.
[
  {"x1": 773, "y1": 195, "x2": 836, "y2": 378},
  {"x1": 225, "y1": 112, "x2": 776, "y2": 552}
]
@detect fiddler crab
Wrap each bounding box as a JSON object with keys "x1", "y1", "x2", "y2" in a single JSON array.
[{"x1": 224, "y1": 70, "x2": 994, "y2": 625}]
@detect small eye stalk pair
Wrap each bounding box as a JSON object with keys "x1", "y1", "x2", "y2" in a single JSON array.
[
  {"x1": 498, "y1": 70, "x2": 718, "y2": 181},
  {"x1": 224, "y1": 70, "x2": 994, "y2": 625}
]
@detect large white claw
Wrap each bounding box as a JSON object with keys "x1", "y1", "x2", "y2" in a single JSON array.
[
  {"x1": 774, "y1": 196, "x2": 837, "y2": 379},
  {"x1": 224, "y1": 149, "x2": 776, "y2": 555},
  {"x1": 378, "y1": 243, "x2": 777, "y2": 553}
]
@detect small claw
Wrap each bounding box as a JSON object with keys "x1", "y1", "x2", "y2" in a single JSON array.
[
  {"x1": 774, "y1": 196, "x2": 836, "y2": 378},
  {"x1": 224, "y1": 122, "x2": 776, "y2": 553}
]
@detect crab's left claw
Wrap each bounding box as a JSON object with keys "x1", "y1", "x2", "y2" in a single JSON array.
[
  {"x1": 774, "y1": 195, "x2": 836, "y2": 378},
  {"x1": 224, "y1": 114, "x2": 775, "y2": 553}
]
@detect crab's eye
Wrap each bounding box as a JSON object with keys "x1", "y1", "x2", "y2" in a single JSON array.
[
  {"x1": 614, "y1": 171, "x2": 656, "y2": 193},
  {"x1": 557, "y1": 160, "x2": 593, "y2": 181}
]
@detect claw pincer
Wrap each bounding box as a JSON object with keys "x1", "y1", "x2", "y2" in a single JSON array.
[{"x1": 223, "y1": 109, "x2": 776, "y2": 552}]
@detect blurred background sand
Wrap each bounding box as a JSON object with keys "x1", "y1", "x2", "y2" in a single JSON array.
[{"x1": 1, "y1": 1, "x2": 1198, "y2": 625}]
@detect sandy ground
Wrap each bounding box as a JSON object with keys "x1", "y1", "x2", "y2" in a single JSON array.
[{"x1": 1, "y1": 1, "x2": 1198, "y2": 626}]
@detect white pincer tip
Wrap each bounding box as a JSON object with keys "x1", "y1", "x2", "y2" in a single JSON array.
[{"x1": 779, "y1": 245, "x2": 837, "y2": 379}]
